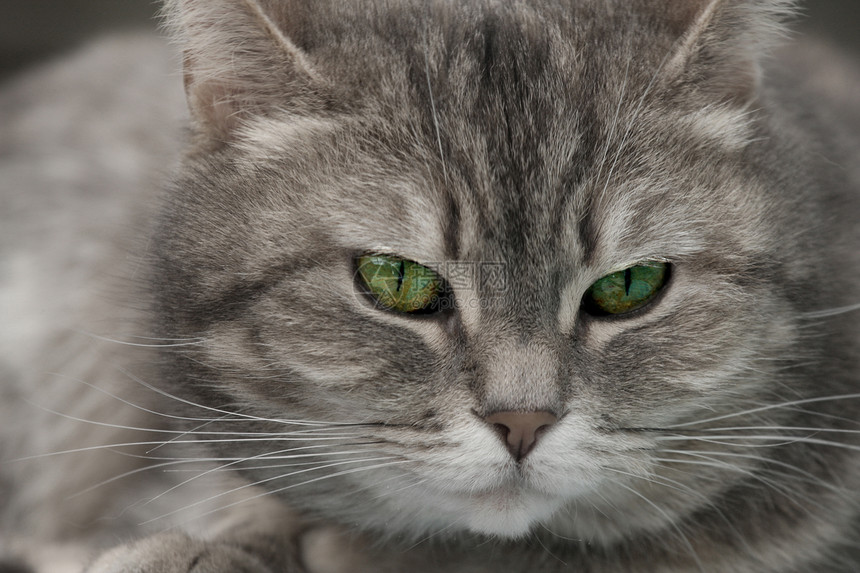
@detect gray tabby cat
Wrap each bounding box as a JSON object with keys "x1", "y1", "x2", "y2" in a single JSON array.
[{"x1": 2, "y1": 0, "x2": 859, "y2": 571}]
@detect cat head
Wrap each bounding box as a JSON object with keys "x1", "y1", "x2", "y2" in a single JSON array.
[{"x1": 155, "y1": 0, "x2": 845, "y2": 542}]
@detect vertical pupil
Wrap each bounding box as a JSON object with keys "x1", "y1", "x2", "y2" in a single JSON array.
[
  {"x1": 581, "y1": 262, "x2": 669, "y2": 317},
  {"x1": 397, "y1": 260, "x2": 405, "y2": 292},
  {"x1": 357, "y1": 255, "x2": 447, "y2": 314}
]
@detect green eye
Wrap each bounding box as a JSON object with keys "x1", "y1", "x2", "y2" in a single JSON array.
[
  {"x1": 582, "y1": 262, "x2": 669, "y2": 316},
  {"x1": 356, "y1": 255, "x2": 447, "y2": 314}
]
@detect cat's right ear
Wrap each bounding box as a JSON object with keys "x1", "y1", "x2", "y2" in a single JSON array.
[
  {"x1": 654, "y1": 0, "x2": 797, "y2": 106},
  {"x1": 163, "y1": 0, "x2": 325, "y2": 144}
]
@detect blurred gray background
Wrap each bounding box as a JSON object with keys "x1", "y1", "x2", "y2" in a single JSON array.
[{"x1": 1, "y1": 1, "x2": 859, "y2": 81}]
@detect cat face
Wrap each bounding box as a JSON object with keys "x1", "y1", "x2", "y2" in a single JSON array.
[{"x1": 156, "y1": 0, "x2": 845, "y2": 542}]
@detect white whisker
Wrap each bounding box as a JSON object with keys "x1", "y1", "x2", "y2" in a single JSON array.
[
  {"x1": 685, "y1": 425, "x2": 860, "y2": 435},
  {"x1": 75, "y1": 330, "x2": 205, "y2": 348},
  {"x1": 404, "y1": 514, "x2": 467, "y2": 552},
  {"x1": 45, "y1": 372, "x2": 242, "y2": 424},
  {"x1": 606, "y1": 479, "x2": 705, "y2": 572},
  {"x1": 69, "y1": 459, "x2": 207, "y2": 498},
  {"x1": 423, "y1": 27, "x2": 448, "y2": 185},
  {"x1": 652, "y1": 454, "x2": 834, "y2": 512},
  {"x1": 119, "y1": 367, "x2": 348, "y2": 427},
  {"x1": 664, "y1": 394, "x2": 860, "y2": 429},
  {"x1": 802, "y1": 303, "x2": 860, "y2": 319},
  {"x1": 531, "y1": 529, "x2": 569, "y2": 567},
  {"x1": 141, "y1": 457, "x2": 405, "y2": 526},
  {"x1": 147, "y1": 415, "x2": 236, "y2": 454},
  {"x1": 141, "y1": 445, "x2": 380, "y2": 507},
  {"x1": 654, "y1": 434, "x2": 860, "y2": 452},
  {"x1": 13, "y1": 434, "x2": 372, "y2": 463},
  {"x1": 658, "y1": 448, "x2": 853, "y2": 500},
  {"x1": 609, "y1": 462, "x2": 753, "y2": 553}
]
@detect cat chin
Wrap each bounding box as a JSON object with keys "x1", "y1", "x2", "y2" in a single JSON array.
[{"x1": 457, "y1": 490, "x2": 562, "y2": 538}]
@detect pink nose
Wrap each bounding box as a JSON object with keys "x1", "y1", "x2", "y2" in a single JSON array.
[{"x1": 484, "y1": 411, "x2": 558, "y2": 460}]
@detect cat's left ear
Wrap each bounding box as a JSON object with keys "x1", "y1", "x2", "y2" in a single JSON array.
[
  {"x1": 164, "y1": 0, "x2": 326, "y2": 144},
  {"x1": 655, "y1": 0, "x2": 796, "y2": 106}
]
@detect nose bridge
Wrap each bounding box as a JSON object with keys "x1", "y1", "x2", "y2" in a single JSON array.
[{"x1": 476, "y1": 336, "x2": 561, "y2": 414}]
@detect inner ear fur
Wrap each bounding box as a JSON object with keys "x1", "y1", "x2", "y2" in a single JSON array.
[
  {"x1": 165, "y1": 0, "x2": 326, "y2": 144},
  {"x1": 653, "y1": 0, "x2": 797, "y2": 106}
]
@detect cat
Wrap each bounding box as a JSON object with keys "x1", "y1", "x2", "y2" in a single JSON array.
[{"x1": 2, "y1": 0, "x2": 860, "y2": 571}]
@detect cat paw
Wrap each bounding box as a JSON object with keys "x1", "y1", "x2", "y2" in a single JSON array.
[{"x1": 84, "y1": 533, "x2": 296, "y2": 573}]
